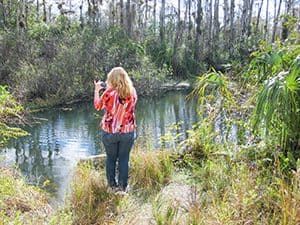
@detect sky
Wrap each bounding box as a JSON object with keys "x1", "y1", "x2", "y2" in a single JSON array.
[{"x1": 46, "y1": 0, "x2": 289, "y2": 23}]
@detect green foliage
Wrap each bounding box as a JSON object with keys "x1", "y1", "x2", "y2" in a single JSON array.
[
  {"x1": 251, "y1": 42, "x2": 300, "y2": 153},
  {"x1": 1, "y1": 22, "x2": 170, "y2": 106},
  {"x1": 0, "y1": 85, "x2": 28, "y2": 146},
  {"x1": 184, "y1": 68, "x2": 237, "y2": 159},
  {"x1": 245, "y1": 40, "x2": 300, "y2": 84},
  {"x1": 144, "y1": 35, "x2": 201, "y2": 78},
  {"x1": 191, "y1": 68, "x2": 236, "y2": 115},
  {"x1": 179, "y1": 119, "x2": 218, "y2": 165}
]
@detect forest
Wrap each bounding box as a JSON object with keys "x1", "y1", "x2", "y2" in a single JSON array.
[{"x1": 0, "y1": 0, "x2": 300, "y2": 224}]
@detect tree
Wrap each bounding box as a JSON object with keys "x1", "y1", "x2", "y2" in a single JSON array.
[
  {"x1": 271, "y1": 0, "x2": 283, "y2": 42},
  {"x1": 264, "y1": 0, "x2": 269, "y2": 39},
  {"x1": 160, "y1": 0, "x2": 165, "y2": 44},
  {"x1": 194, "y1": 0, "x2": 203, "y2": 61},
  {"x1": 229, "y1": 0, "x2": 235, "y2": 57},
  {"x1": 281, "y1": 0, "x2": 294, "y2": 40},
  {"x1": 126, "y1": 0, "x2": 131, "y2": 36},
  {"x1": 255, "y1": 0, "x2": 264, "y2": 34},
  {"x1": 213, "y1": 0, "x2": 220, "y2": 60}
]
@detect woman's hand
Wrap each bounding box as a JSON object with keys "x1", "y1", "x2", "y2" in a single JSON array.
[{"x1": 94, "y1": 80, "x2": 104, "y2": 92}]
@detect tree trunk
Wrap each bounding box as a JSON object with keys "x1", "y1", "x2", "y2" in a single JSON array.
[
  {"x1": 42, "y1": 0, "x2": 46, "y2": 22},
  {"x1": 281, "y1": 0, "x2": 293, "y2": 40},
  {"x1": 241, "y1": 0, "x2": 249, "y2": 36},
  {"x1": 255, "y1": 0, "x2": 264, "y2": 34},
  {"x1": 174, "y1": 0, "x2": 181, "y2": 46},
  {"x1": 229, "y1": 0, "x2": 235, "y2": 57},
  {"x1": 194, "y1": 0, "x2": 203, "y2": 61},
  {"x1": 223, "y1": 0, "x2": 229, "y2": 28},
  {"x1": 126, "y1": 0, "x2": 131, "y2": 36},
  {"x1": 271, "y1": 0, "x2": 282, "y2": 42},
  {"x1": 120, "y1": 0, "x2": 124, "y2": 27},
  {"x1": 36, "y1": 0, "x2": 39, "y2": 20},
  {"x1": 264, "y1": 0, "x2": 269, "y2": 39},
  {"x1": 0, "y1": 0, "x2": 6, "y2": 27},
  {"x1": 186, "y1": 0, "x2": 192, "y2": 40},
  {"x1": 153, "y1": 0, "x2": 156, "y2": 33},
  {"x1": 136, "y1": 2, "x2": 143, "y2": 38},
  {"x1": 110, "y1": 0, "x2": 115, "y2": 26},
  {"x1": 145, "y1": 0, "x2": 148, "y2": 29},
  {"x1": 223, "y1": 0, "x2": 229, "y2": 51},
  {"x1": 16, "y1": 6, "x2": 19, "y2": 33},
  {"x1": 247, "y1": 0, "x2": 254, "y2": 37},
  {"x1": 213, "y1": 0, "x2": 220, "y2": 61},
  {"x1": 184, "y1": 0, "x2": 188, "y2": 32},
  {"x1": 206, "y1": 0, "x2": 213, "y2": 55},
  {"x1": 131, "y1": 4, "x2": 136, "y2": 37},
  {"x1": 159, "y1": 0, "x2": 165, "y2": 44},
  {"x1": 172, "y1": 0, "x2": 183, "y2": 76},
  {"x1": 25, "y1": 0, "x2": 29, "y2": 28}
]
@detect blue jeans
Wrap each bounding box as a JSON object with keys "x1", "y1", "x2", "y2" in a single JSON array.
[{"x1": 101, "y1": 130, "x2": 135, "y2": 190}]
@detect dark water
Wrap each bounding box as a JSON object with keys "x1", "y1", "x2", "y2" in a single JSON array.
[{"x1": 0, "y1": 91, "x2": 198, "y2": 204}]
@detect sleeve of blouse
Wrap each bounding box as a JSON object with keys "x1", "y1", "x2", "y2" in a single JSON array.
[
  {"x1": 94, "y1": 90, "x2": 108, "y2": 111},
  {"x1": 133, "y1": 87, "x2": 137, "y2": 105}
]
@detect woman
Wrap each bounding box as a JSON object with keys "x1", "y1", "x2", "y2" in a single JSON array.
[{"x1": 94, "y1": 67, "x2": 137, "y2": 192}]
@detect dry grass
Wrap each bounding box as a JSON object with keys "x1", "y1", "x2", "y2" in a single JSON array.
[
  {"x1": 0, "y1": 165, "x2": 52, "y2": 224},
  {"x1": 69, "y1": 162, "x2": 122, "y2": 225},
  {"x1": 130, "y1": 149, "x2": 173, "y2": 193},
  {"x1": 184, "y1": 159, "x2": 300, "y2": 225},
  {"x1": 1, "y1": 146, "x2": 299, "y2": 225}
]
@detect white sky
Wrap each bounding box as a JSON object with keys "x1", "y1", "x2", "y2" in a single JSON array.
[{"x1": 46, "y1": 0, "x2": 289, "y2": 23}]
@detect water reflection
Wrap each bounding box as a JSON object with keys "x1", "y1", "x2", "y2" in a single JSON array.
[{"x1": 0, "y1": 91, "x2": 198, "y2": 204}]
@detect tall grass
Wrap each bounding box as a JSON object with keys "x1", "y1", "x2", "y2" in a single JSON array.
[
  {"x1": 184, "y1": 151, "x2": 300, "y2": 225},
  {"x1": 69, "y1": 162, "x2": 122, "y2": 225},
  {"x1": 130, "y1": 149, "x2": 173, "y2": 193}
]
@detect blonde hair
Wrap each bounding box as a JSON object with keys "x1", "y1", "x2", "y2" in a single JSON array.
[{"x1": 107, "y1": 67, "x2": 134, "y2": 99}]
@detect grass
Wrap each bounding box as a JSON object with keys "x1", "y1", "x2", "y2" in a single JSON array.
[
  {"x1": 68, "y1": 162, "x2": 122, "y2": 225},
  {"x1": 0, "y1": 165, "x2": 52, "y2": 225},
  {"x1": 130, "y1": 148, "x2": 174, "y2": 193},
  {"x1": 152, "y1": 194, "x2": 181, "y2": 225},
  {"x1": 181, "y1": 151, "x2": 300, "y2": 225},
  {"x1": 1, "y1": 141, "x2": 299, "y2": 225}
]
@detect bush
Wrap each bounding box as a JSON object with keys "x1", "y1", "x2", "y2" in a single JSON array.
[{"x1": 0, "y1": 85, "x2": 28, "y2": 146}]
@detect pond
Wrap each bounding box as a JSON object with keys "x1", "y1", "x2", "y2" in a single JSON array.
[{"x1": 1, "y1": 91, "x2": 199, "y2": 205}]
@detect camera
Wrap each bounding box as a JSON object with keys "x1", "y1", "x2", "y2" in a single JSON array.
[{"x1": 100, "y1": 82, "x2": 107, "y2": 88}]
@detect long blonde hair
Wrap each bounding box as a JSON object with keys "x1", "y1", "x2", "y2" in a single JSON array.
[{"x1": 107, "y1": 67, "x2": 134, "y2": 99}]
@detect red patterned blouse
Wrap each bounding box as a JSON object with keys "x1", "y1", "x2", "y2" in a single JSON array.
[{"x1": 94, "y1": 87, "x2": 137, "y2": 133}]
